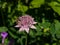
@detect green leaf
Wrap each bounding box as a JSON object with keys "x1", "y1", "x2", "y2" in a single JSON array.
[
  {"x1": 55, "y1": 20, "x2": 60, "y2": 38},
  {"x1": 5, "y1": 39, "x2": 9, "y2": 45},
  {"x1": 36, "y1": 24, "x2": 42, "y2": 36},
  {"x1": 2, "y1": 2, "x2": 7, "y2": 9},
  {"x1": 49, "y1": 1, "x2": 60, "y2": 15},
  {"x1": 40, "y1": 21, "x2": 50, "y2": 28},
  {"x1": 52, "y1": 43, "x2": 56, "y2": 45},
  {"x1": 50, "y1": 23, "x2": 55, "y2": 35},
  {"x1": 17, "y1": 38, "x2": 23, "y2": 45},
  {"x1": 8, "y1": 31, "x2": 18, "y2": 39},
  {"x1": 29, "y1": 29, "x2": 36, "y2": 37},
  {"x1": 0, "y1": 27, "x2": 8, "y2": 32},
  {"x1": 8, "y1": 4, "x2": 12, "y2": 13},
  {"x1": 45, "y1": 43, "x2": 49, "y2": 45},
  {"x1": 57, "y1": 0, "x2": 60, "y2": 2},
  {"x1": 17, "y1": 3, "x2": 28, "y2": 13},
  {"x1": 17, "y1": 36, "x2": 26, "y2": 45},
  {"x1": 30, "y1": 0, "x2": 44, "y2": 8}
]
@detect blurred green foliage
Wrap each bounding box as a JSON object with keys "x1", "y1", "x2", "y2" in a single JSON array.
[{"x1": 0, "y1": 0, "x2": 60, "y2": 45}]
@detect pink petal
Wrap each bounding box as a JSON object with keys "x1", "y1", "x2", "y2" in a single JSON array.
[
  {"x1": 30, "y1": 25, "x2": 36, "y2": 29},
  {"x1": 15, "y1": 25, "x2": 20, "y2": 27},
  {"x1": 33, "y1": 22, "x2": 37, "y2": 24},
  {"x1": 19, "y1": 27, "x2": 24, "y2": 31},
  {"x1": 24, "y1": 27, "x2": 29, "y2": 33}
]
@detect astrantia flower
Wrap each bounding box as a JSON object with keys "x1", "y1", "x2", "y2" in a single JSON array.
[
  {"x1": 1, "y1": 32, "x2": 8, "y2": 44},
  {"x1": 15, "y1": 15, "x2": 37, "y2": 33}
]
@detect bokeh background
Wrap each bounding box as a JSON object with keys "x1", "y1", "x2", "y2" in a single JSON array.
[{"x1": 0, "y1": 0, "x2": 60, "y2": 45}]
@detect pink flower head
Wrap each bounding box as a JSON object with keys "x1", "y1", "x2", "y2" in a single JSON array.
[{"x1": 15, "y1": 15, "x2": 37, "y2": 33}]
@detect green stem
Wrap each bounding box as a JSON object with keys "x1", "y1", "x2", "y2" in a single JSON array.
[{"x1": 25, "y1": 34, "x2": 27, "y2": 45}]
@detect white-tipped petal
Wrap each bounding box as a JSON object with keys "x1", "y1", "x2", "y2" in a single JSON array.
[
  {"x1": 33, "y1": 22, "x2": 37, "y2": 24},
  {"x1": 15, "y1": 25, "x2": 20, "y2": 27},
  {"x1": 19, "y1": 27, "x2": 24, "y2": 31},
  {"x1": 30, "y1": 25, "x2": 36, "y2": 29},
  {"x1": 24, "y1": 28, "x2": 29, "y2": 33}
]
